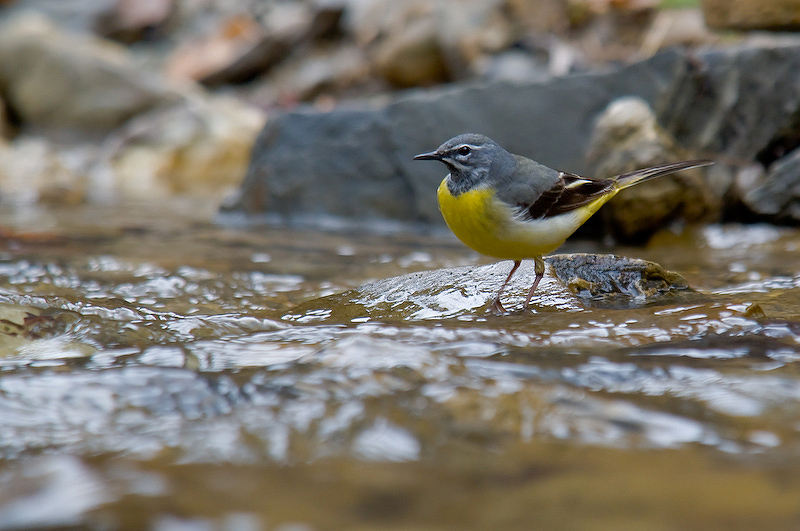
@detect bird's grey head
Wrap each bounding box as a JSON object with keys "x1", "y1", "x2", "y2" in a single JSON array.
[{"x1": 413, "y1": 134, "x2": 514, "y2": 196}]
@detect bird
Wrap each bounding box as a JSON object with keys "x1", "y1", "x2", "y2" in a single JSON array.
[{"x1": 413, "y1": 133, "x2": 713, "y2": 313}]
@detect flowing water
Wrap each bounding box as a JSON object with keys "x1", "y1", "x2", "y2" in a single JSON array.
[{"x1": 0, "y1": 199, "x2": 799, "y2": 530}]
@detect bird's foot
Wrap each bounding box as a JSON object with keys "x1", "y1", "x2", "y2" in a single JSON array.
[
  {"x1": 490, "y1": 299, "x2": 539, "y2": 315},
  {"x1": 489, "y1": 298, "x2": 508, "y2": 315}
]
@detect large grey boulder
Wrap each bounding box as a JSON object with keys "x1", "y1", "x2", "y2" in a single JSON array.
[
  {"x1": 228, "y1": 42, "x2": 800, "y2": 228},
  {"x1": 227, "y1": 49, "x2": 687, "y2": 225},
  {"x1": 230, "y1": 107, "x2": 417, "y2": 224},
  {"x1": 662, "y1": 43, "x2": 800, "y2": 165}
]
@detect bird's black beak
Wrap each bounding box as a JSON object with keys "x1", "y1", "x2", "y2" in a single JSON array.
[{"x1": 413, "y1": 150, "x2": 442, "y2": 161}]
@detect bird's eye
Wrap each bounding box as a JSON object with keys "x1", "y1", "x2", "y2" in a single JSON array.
[{"x1": 457, "y1": 146, "x2": 471, "y2": 156}]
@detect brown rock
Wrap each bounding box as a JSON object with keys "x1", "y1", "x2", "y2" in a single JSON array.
[
  {"x1": 165, "y1": 15, "x2": 264, "y2": 83},
  {"x1": 306, "y1": 0, "x2": 346, "y2": 41},
  {"x1": 587, "y1": 96, "x2": 719, "y2": 242},
  {"x1": 200, "y1": 3, "x2": 314, "y2": 86},
  {"x1": 100, "y1": 95, "x2": 265, "y2": 199},
  {"x1": 94, "y1": 0, "x2": 177, "y2": 43},
  {"x1": 640, "y1": 8, "x2": 720, "y2": 57},
  {"x1": 702, "y1": 0, "x2": 800, "y2": 30},
  {"x1": 436, "y1": 0, "x2": 517, "y2": 78},
  {"x1": 343, "y1": 0, "x2": 428, "y2": 47},
  {"x1": 171, "y1": 2, "x2": 343, "y2": 88},
  {"x1": 258, "y1": 44, "x2": 371, "y2": 103},
  {"x1": 0, "y1": 96, "x2": 11, "y2": 140},
  {"x1": 505, "y1": 0, "x2": 570, "y2": 32},
  {"x1": 373, "y1": 16, "x2": 449, "y2": 87},
  {"x1": 0, "y1": 137, "x2": 87, "y2": 206},
  {"x1": 547, "y1": 253, "x2": 690, "y2": 300},
  {"x1": 198, "y1": 33, "x2": 295, "y2": 87},
  {"x1": 0, "y1": 13, "x2": 177, "y2": 133}
]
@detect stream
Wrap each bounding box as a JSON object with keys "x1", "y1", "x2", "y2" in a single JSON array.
[{"x1": 0, "y1": 199, "x2": 799, "y2": 530}]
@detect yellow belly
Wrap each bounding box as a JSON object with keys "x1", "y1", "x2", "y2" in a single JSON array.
[{"x1": 437, "y1": 178, "x2": 614, "y2": 260}]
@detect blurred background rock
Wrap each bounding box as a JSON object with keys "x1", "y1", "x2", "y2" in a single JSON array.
[{"x1": 0, "y1": 0, "x2": 798, "y2": 239}]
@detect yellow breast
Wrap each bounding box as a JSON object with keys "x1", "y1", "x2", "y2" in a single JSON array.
[{"x1": 437, "y1": 178, "x2": 614, "y2": 260}]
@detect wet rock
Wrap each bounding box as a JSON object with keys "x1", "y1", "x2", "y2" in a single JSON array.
[
  {"x1": 93, "y1": 0, "x2": 177, "y2": 43},
  {"x1": 0, "y1": 304, "x2": 47, "y2": 338},
  {"x1": 0, "y1": 304, "x2": 82, "y2": 345},
  {"x1": 546, "y1": 253, "x2": 690, "y2": 300},
  {"x1": 285, "y1": 253, "x2": 692, "y2": 322},
  {"x1": 287, "y1": 261, "x2": 575, "y2": 322},
  {"x1": 587, "y1": 96, "x2": 720, "y2": 242},
  {"x1": 97, "y1": 94, "x2": 265, "y2": 199},
  {"x1": 0, "y1": 13, "x2": 177, "y2": 133},
  {"x1": 702, "y1": 0, "x2": 800, "y2": 30},
  {"x1": 228, "y1": 49, "x2": 688, "y2": 224},
  {"x1": 738, "y1": 147, "x2": 800, "y2": 223}
]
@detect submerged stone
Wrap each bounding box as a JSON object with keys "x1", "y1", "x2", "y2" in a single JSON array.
[{"x1": 285, "y1": 253, "x2": 694, "y2": 322}]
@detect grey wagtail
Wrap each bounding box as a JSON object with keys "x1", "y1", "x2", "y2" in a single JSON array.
[{"x1": 413, "y1": 133, "x2": 713, "y2": 313}]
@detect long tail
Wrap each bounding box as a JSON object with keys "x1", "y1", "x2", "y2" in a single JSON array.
[{"x1": 614, "y1": 159, "x2": 714, "y2": 190}]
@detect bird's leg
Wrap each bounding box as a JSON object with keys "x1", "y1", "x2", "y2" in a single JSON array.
[
  {"x1": 490, "y1": 260, "x2": 521, "y2": 314},
  {"x1": 523, "y1": 256, "x2": 545, "y2": 309}
]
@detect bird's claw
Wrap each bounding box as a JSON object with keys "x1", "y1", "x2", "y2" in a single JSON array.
[
  {"x1": 489, "y1": 299, "x2": 538, "y2": 315},
  {"x1": 489, "y1": 298, "x2": 507, "y2": 315}
]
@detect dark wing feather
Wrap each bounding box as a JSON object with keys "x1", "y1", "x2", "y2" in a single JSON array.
[
  {"x1": 547, "y1": 172, "x2": 615, "y2": 217},
  {"x1": 517, "y1": 172, "x2": 615, "y2": 220},
  {"x1": 521, "y1": 178, "x2": 564, "y2": 219},
  {"x1": 508, "y1": 158, "x2": 713, "y2": 221}
]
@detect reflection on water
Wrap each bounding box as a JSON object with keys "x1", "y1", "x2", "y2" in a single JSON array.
[{"x1": 1, "y1": 202, "x2": 800, "y2": 529}]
